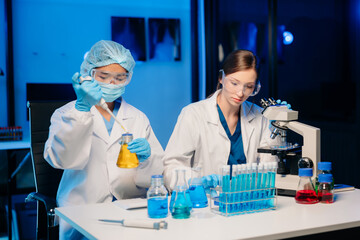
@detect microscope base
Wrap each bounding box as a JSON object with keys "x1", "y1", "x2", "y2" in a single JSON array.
[{"x1": 275, "y1": 174, "x2": 298, "y2": 197}]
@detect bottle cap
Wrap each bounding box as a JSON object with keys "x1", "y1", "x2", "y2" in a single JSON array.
[
  {"x1": 151, "y1": 175, "x2": 163, "y2": 179},
  {"x1": 318, "y1": 162, "x2": 332, "y2": 171},
  {"x1": 298, "y1": 168, "x2": 313, "y2": 177},
  {"x1": 318, "y1": 174, "x2": 333, "y2": 183}
]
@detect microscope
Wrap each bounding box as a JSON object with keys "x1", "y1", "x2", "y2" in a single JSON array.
[{"x1": 257, "y1": 98, "x2": 321, "y2": 196}]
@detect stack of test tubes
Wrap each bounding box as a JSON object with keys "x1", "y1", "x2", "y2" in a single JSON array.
[
  {"x1": 210, "y1": 162, "x2": 278, "y2": 216},
  {"x1": 0, "y1": 126, "x2": 23, "y2": 141}
]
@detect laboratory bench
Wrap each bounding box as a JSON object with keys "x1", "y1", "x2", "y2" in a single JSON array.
[{"x1": 55, "y1": 189, "x2": 360, "y2": 240}]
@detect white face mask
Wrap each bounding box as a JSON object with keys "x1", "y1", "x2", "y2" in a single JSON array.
[{"x1": 97, "y1": 81, "x2": 125, "y2": 102}]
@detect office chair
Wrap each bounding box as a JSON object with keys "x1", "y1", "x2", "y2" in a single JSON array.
[{"x1": 25, "y1": 101, "x2": 69, "y2": 240}]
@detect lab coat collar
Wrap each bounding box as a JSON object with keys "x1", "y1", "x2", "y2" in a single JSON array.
[
  {"x1": 205, "y1": 89, "x2": 257, "y2": 155},
  {"x1": 205, "y1": 90, "x2": 228, "y2": 140}
]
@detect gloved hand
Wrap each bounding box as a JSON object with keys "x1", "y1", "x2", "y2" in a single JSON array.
[
  {"x1": 201, "y1": 174, "x2": 220, "y2": 197},
  {"x1": 72, "y1": 72, "x2": 102, "y2": 112},
  {"x1": 276, "y1": 99, "x2": 291, "y2": 109},
  {"x1": 127, "y1": 138, "x2": 151, "y2": 163}
]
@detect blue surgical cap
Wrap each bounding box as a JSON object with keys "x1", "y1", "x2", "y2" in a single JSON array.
[{"x1": 80, "y1": 40, "x2": 135, "y2": 76}]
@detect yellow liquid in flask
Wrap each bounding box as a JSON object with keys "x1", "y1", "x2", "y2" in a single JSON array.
[{"x1": 116, "y1": 143, "x2": 139, "y2": 168}]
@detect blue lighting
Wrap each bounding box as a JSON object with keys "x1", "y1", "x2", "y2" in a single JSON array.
[{"x1": 283, "y1": 31, "x2": 294, "y2": 45}]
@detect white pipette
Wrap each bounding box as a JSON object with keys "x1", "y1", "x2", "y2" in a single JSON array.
[
  {"x1": 79, "y1": 76, "x2": 128, "y2": 133},
  {"x1": 98, "y1": 219, "x2": 168, "y2": 230}
]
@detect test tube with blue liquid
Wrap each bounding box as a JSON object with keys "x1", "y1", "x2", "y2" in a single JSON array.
[
  {"x1": 256, "y1": 163, "x2": 264, "y2": 210},
  {"x1": 220, "y1": 165, "x2": 230, "y2": 213},
  {"x1": 238, "y1": 164, "x2": 246, "y2": 211},
  {"x1": 268, "y1": 162, "x2": 277, "y2": 207},
  {"x1": 188, "y1": 167, "x2": 208, "y2": 208},
  {"x1": 244, "y1": 164, "x2": 253, "y2": 211},
  {"x1": 235, "y1": 165, "x2": 243, "y2": 211},
  {"x1": 230, "y1": 165, "x2": 238, "y2": 213},
  {"x1": 261, "y1": 163, "x2": 269, "y2": 208}
]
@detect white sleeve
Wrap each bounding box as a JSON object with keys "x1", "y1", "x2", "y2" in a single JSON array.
[
  {"x1": 163, "y1": 107, "x2": 199, "y2": 191},
  {"x1": 43, "y1": 104, "x2": 94, "y2": 170}
]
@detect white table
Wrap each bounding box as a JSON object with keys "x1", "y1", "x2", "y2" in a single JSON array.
[{"x1": 55, "y1": 189, "x2": 360, "y2": 240}]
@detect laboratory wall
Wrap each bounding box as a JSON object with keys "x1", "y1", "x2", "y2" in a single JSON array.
[
  {"x1": 11, "y1": 0, "x2": 192, "y2": 149},
  {"x1": 0, "y1": 0, "x2": 7, "y2": 127}
]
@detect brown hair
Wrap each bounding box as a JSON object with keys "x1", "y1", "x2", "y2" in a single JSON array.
[{"x1": 217, "y1": 50, "x2": 258, "y2": 90}]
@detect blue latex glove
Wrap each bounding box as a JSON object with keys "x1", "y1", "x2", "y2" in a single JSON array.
[
  {"x1": 72, "y1": 73, "x2": 102, "y2": 112},
  {"x1": 276, "y1": 99, "x2": 291, "y2": 109},
  {"x1": 127, "y1": 138, "x2": 151, "y2": 162},
  {"x1": 201, "y1": 174, "x2": 220, "y2": 197}
]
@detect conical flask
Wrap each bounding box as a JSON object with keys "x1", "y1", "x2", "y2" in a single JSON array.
[
  {"x1": 169, "y1": 169, "x2": 192, "y2": 219},
  {"x1": 189, "y1": 167, "x2": 208, "y2": 208},
  {"x1": 116, "y1": 133, "x2": 139, "y2": 168}
]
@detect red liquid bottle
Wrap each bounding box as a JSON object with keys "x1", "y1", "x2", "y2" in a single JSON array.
[
  {"x1": 295, "y1": 168, "x2": 318, "y2": 204},
  {"x1": 318, "y1": 174, "x2": 334, "y2": 204}
]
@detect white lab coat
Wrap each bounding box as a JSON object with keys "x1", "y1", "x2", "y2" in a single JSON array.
[
  {"x1": 44, "y1": 99, "x2": 164, "y2": 240},
  {"x1": 163, "y1": 90, "x2": 279, "y2": 190}
]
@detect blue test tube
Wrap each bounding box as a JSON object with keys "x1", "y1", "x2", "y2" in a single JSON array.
[
  {"x1": 239, "y1": 164, "x2": 246, "y2": 212},
  {"x1": 256, "y1": 163, "x2": 264, "y2": 210},
  {"x1": 249, "y1": 163, "x2": 257, "y2": 211},
  {"x1": 262, "y1": 163, "x2": 270, "y2": 209},
  {"x1": 243, "y1": 164, "x2": 251, "y2": 211},
  {"x1": 220, "y1": 165, "x2": 230, "y2": 214},
  {"x1": 230, "y1": 165, "x2": 238, "y2": 213},
  {"x1": 268, "y1": 162, "x2": 277, "y2": 207},
  {"x1": 235, "y1": 165, "x2": 243, "y2": 212}
]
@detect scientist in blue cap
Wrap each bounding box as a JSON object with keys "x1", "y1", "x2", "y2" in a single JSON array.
[{"x1": 44, "y1": 40, "x2": 164, "y2": 239}]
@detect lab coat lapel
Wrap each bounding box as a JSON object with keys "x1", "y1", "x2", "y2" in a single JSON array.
[
  {"x1": 206, "y1": 90, "x2": 228, "y2": 140},
  {"x1": 241, "y1": 101, "x2": 256, "y2": 157},
  {"x1": 91, "y1": 107, "x2": 109, "y2": 144},
  {"x1": 109, "y1": 100, "x2": 133, "y2": 147}
]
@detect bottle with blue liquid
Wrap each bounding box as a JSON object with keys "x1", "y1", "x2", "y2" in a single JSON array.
[
  {"x1": 147, "y1": 175, "x2": 168, "y2": 218},
  {"x1": 189, "y1": 167, "x2": 208, "y2": 208},
  {"x1": 169, "y1": 169, "x2": 192, "y2": 219}
]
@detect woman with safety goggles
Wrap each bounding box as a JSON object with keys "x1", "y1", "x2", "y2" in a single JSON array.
[
  {"x1": 163, "y1": 50, "x2": 281, "y2": 192},
  {"x1": 44, "y1": 40, "x2": 164, "y2": 239}
]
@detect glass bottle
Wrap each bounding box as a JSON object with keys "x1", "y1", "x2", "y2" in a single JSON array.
[
  {"x1": 169, "y1": 169, "x2": 192, "y2": 219},
  {"x1": 116, "y1": 133, "x2": 139, "y2": 168},
  {"x1": 188, "y1": 167, "x2": 208, "y2": 208},
  {"x1": 295, "y1": 168, "x2": 318, "y2": 204},
  {"x1": 318, "y1": 174, "x2": 334, "y2": 204},
  {"x1": 147, "y1": 175, "x2": 169, "y2": 218},
  {"x1": 315, "y1": 162, "x2": 334, "y2": 193}
]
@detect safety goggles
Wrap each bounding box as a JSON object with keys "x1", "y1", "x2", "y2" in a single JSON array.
[
  {"x1": 91, "y1": 69, "x2": 132, "y2": 86},
  {"x1": 219, "y1": 69, "x2": 261, "y2": 96}
]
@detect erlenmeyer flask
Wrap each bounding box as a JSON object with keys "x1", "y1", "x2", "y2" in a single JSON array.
[
  {"x1": 116, "y1": 133, "x2": 139, "y2": 168},
  {"x1": 189, "y1": 167, "x2": 208, "y2": 208},
  {"x1": 169, "y1": 169, "x2": 192, "y2": 219}
]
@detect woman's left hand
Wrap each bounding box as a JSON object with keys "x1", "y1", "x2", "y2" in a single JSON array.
[
  {"x1": 127, "y1": 138, "x2": 151, "y2": 162},
  {"x1": 276, "y1": 99, "x2": 291, "y2": 109}
]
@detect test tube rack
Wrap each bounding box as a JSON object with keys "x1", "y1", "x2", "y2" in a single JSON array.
[
  {"x1": 210, "y1": 187, "x2": 277, "y2": 217},
  {"x1": 0, "y1": 126, "x2": 23, "y2": 141}
]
